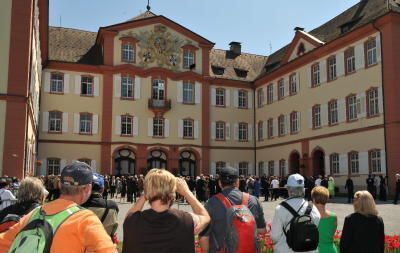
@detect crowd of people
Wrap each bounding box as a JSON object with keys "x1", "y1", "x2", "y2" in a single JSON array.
[{"x1": 0, "y1": 162, "x2": 399, "y2": 253}]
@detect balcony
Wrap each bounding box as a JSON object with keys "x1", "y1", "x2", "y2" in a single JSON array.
[{"x1": 148, "y1": 98, "x2": 171, "y2": 115}]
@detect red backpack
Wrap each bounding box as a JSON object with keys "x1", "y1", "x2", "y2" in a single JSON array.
[{"x1": 215, "y1": 193, "x2": 260, "y2": 253}]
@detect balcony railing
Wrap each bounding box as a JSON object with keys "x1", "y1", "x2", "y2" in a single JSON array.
[{"x1": 148, "y1": 98, "x2": 171, "y2": 111}]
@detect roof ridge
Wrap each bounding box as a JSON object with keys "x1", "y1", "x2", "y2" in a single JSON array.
[
  {"x1": 49, "y1": 26, "x2": 97, "y2": 34},
  {"x1": 211, "y1": 48, "x2": 267, "y2": 57}
]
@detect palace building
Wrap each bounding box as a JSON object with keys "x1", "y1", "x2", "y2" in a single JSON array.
[{"x1": 1, "y1": 0, "x2": 400, "y2": 194}]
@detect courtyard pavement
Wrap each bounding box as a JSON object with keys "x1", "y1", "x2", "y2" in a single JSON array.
[{"x1": 114, "y1": 196, "x2": 400, "y2": 241}]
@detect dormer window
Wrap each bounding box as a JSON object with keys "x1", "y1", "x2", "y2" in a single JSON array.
[
  {"x1": 234, "y1": 68, "x2": 248, "y2": 78},
  {"x1": 120, "y1": 37, "x2": 138, "y2": 63},
  {"x1": 212, "y1": 66, "x2": 225, "y2": 75},
  {"x1": 297, "y1": 43, "x2": 305, "y2": 56},
  {"x1": 181, "y1": 45, "x2": 199, "y2": 69}
]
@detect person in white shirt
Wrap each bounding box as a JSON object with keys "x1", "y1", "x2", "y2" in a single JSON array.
[
  {"x1": 271, "y1": 177, "x2": 280, "y2": 201},
  {"x1": 0, "y1": 180, "x2": 16, "y2": 211},
  {"x1": 314, "y1": 175, "x2": 322, "y2": 187},
  {"x1": 271, "y1": 174, "x2": 321, "y2": 253}
]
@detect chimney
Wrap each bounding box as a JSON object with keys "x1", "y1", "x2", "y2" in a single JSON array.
[
  {"x1": 229, "y1": 42, "x2": 242, "y2": 56},
  {"x1": 294, "y1": 27, "x2": 305, "y2": 32}
]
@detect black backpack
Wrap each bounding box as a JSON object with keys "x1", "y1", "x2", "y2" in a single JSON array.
[{"x1": 280, "y1": 201, "x2": 319, "y2": 252}]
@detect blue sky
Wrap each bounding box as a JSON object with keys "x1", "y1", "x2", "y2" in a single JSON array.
[{"x1": 49, "y1": 0, "x2": 360, "y2": 56}]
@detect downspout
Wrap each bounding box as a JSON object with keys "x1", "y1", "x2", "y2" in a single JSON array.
[{"x1": 253, "y1": 84, "x2": 257, "y2": 176}]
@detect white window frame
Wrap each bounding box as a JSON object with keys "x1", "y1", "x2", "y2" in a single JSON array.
[
  {"x1": 349, "y1": 152, "x2": 359, "y2": 174},
  {"x1": 267, "y1": 119, "x2": 273, "y2": 138},
  {"x1": 346, "y1": 48, "x2": 356, "y2": 74},
  {"x1": 183, "y1": 50, "x2": 194, "y2": 68},
  {"x1": 47, "y1": 159, "x2": 61, "y2": 175},
  {"x1": 367, "y1": 39, "x2": 377, "y2": 66},
  {"x1": 267, "y1": 84, "x2": 274, "y2": 103},
  {"x1": 81, "y1": 76, "x2": 93, "y2": 96},
  {"x1": 49, "y1": 111, "x2": 62, "y2": 133},
  {"x1": 370, "y1": 150, "x2": 381, "y2": 173},
  {"x1": 183, "y1": 82, "x2": 194, "y2": 103},
  {"x1": 79, "y1": 113, "x2": 92, "y2": 134},
  {"x1": 239, "y1": 162, "x2": 249, "y2": 176},
  {"x1": 216, "y1": 89, "x2": 225, "y2": 106},
  {"x1": 50, "y1": 73, "x2": 63, "y2": 93},
  {"x1": 368, "y1": 89, "x2": 379, "y2": 117},
  {"x1": 278, "y1": 115, "x2": 285, "y2": 136},
  {"x1": 122, "y1": 43, "x2": 134, "y2": 62},
  {"x1": 290, "y1": 112, "x2": 298, "y2": 133},
  {"x1": 312, "y1": 64, "x2": 320, "y2": 87},
  {"x1": 183, "y1": 119, "x2": 194, "y2": 138},
  {"x1": 258, "y1": 121, "x2": 263, "y2": 140},
  {"x1": 121, "y1": 77, "x2": 134, "y2": 98},
  {"x1": 328, "y1": 57, "x2": 337, "y2": 81},
  {"x1": 313, "y1": 105, "x2": 321, "y2": 128},
  {"x1": 278, "y1": 79, "x2": 285, "y2": 99},
  {"x1": 330, "y1": 154, "x2": 340, "y2": 174},
  {"x1": 238, "y1": 123, "x2": 248, "y2": 141},
  {"x1": 215, "y1": 122, "x2": 225, "y2": 140},
  {"x1": 329, "y1": 100, "x2": 338, "y2": 125},
  {"x1": 238, "y1": 90, "x2": 247, "y2": 108},
  {"x1": 121, "y1": 115, "x2": 133, "y2": 136},
  {"x1": 257, "y1": 89, "x2": 264, "y2": 107},
  {"x1": 347, "y1": 95, "x2": 358, "y2": 121},
  {"x1": 153, "y1": 118, "x2": 164, "y2": 137},
  {"x1": 289, "y1": 73, "x2": 297, "y2": 95},
  {"x1": 268, "y1": 161, "x2": 274, "y2": 176}
]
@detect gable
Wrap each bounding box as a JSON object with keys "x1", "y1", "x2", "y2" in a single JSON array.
[{"x1": 281, "y1": 30, "x2": 324, "y2": 64}]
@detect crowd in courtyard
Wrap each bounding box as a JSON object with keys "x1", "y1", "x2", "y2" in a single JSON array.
[{"x1": 0, "y1": 162, "x2": 399, "y2": 252}]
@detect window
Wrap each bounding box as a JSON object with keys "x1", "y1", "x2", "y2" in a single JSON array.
[
  {"x1": 345, "y1": 48, "x2": 356, "y2": 74},
  {"x1": 267, "y1": 84, "x2": 274, "y2": 104},
  {"x1": 183, "y1": 119, "x2": 194, "y2": 138},
  {"x1": 367, "y1": 89, "x2": 379, "y2": 117},
  {"x1": 81, "y1": 76, "x2": 93, "y2": 96},
  {"x1": 239, "y1": 162, "x2": 248, "y2": 176},
  {"x1": 328, "y1": 100, "x2": 338, "y2": 125},
  {"x1": 183, "y1": 82, "x2": 194, "y2": 103},
  {"x1": 216, "y1": 122, "x2": 225, "y2": 141},
  {"x1": 312, "y1": 105, "x2": 321, "y2": 128},
  {"x1": 79, "y1": 113, "x2": 92, "y2": 134},
  {"x1": 121, "y1": 115, "x2": 133, "y2": 136},
  {"x1": 238, "y1": 90, "x2": 247, "y2": 108},
  {"x1": 50, "y1": 73, "x2": 63, "y2": 93},
  {"x1": 267, "y1": 119, "x2": 273, "y2": 139},
  {"x1": 327, "y1": 56, "x2": 337, "y2": 81},
  {"x1": 122, "y1": 43, "x2": 134, "y2": 62},
  {"x1": 152, "y1": 79, "x2": 165, "y2": 100},
  {"x1": 330, "y1": 154, "x2": 339, "y2": 174},
  {"x1": 348, "y1": 152, "x2": 359, "y2": 174},
  {"x1": 279, "y1": 160, "x2": 286, "y2": 177},
  {"x1": 278, "y1": 115, "x2": 285, "y2": 136},
  {"x1": 278, "y1": 79, "x2": 284, "y2": 100},
  {"x1": 347, "y1": 95, "x2": 357, "y2": 121},
  {"x1": 216, "y1": 88, "x2": 225, "y2": 106},
  {"x1": 366, "y1": 38, "x2": 377, "y2": 66},
  {"x1": 258, "y1": 162, "x2": 265, "y2": 176},
  {"x1": 238, "y1": 123, "x2": 248, "y2": 141},
  {"x1": 268, "y1": 161, "x2": 274, "y2": 176},
  {"x1": 216, "y1": 161, "x2": 226, "y2": 175},
  {"x1": 257, "y1": 89, "x2": 264, "y2": 107},
  {"x1": 258, "y1": 121, "x2": 263, "y2": 140},
  {"x1": 153, "y1": 118, "x2": 164, "y2": 137},
  {"x1": 289, "y1": 73, "x2": 297, "y2": 95},
  {"x1": 47, "y1": 159, "x2": 60, "y2": 175},
  {"x1": 370, "y1": 150, "x2": 381, "y2": 173},
  {"x1": 121, "y1": 77, "x2": 134, "y2": 98},
  {"x1": 183, "y1": 50, "x2": 195, "y2": 68},
  {"x1": 290, "y1": 112, "x2": 299, "y2": 134},
  {"x1": 49, "y1": 111, "x2": 62, "y2": 133},
  {"x1": 311, "y1": 63, "x2": 320, "y2": 87}
]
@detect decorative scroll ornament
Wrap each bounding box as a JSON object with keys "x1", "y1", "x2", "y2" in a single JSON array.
[{"x1": 129, "y1": 25, "x2": 185, "y2": 70}]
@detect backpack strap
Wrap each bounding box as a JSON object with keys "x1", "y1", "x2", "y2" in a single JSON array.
[
  {"x1": 280, "y1": 201, "x2": 299, "y2": 218},
  {"x1": 215, "y1": 193, "x2": 232, "y2": 209},
  {"x1": 100, "y1": 200, "x2": 109, "y2": 223},
  {"x1": 241, "y1": 193, "x2": 250, "y2": 206},
  {"x1": 304, "y1": 202, "x2": 313, "y2": 215}
]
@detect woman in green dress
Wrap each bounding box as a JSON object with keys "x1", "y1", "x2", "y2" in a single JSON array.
[
  {"x1": 328, "y1": 176, "x2": 335, "y2": 198},
  {"x1": 312, "y1": 186, "x2": 338, "y2": 253}
]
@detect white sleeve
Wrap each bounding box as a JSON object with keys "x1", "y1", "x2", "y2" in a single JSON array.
[
  {"x1": 270, "y1": 206, "x2": 284, "y2": 243},
  {"x1": 5, "y1": 191, "x2": 16, "y2": 200}
]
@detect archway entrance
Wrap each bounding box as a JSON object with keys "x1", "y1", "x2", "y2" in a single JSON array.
[
  {"x1": 147, "y1": 150, "x2": 167, "y2": 170},
  {"x1": 313, "y1": 150, "x2": 325, "y2": 177},
  {"x1": 114, "y1": 149, "x2": 135, "y2": 175},
  {"x1": 179, "y1": 151, "x2": 196, "y2": 177},
  {"x1": 289, "y1": 152, "x2": 300, "y2": 174}
]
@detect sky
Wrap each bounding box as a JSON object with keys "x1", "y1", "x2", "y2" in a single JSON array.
[{"x1": 49, "y1": 0, "x2": 360, "y2": 56}]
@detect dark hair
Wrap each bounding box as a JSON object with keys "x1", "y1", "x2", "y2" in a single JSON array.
[
  {"x1": 92, "y1": 183, "x2": 102, "y2": 192},
  {"x1": 219, "y1": 176, "x2": 238, "y2": 187},
  {"x1": 0, "y1": 181, "x2": 8, "y2": 189}
]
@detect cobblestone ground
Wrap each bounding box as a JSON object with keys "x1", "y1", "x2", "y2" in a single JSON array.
[{"x1": 114, "y1": 197, "x2": 400, "y2": 241}]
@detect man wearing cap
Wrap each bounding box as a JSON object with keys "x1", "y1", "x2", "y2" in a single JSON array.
[
  {"x1": 271, "y1": 173, "x2": 320, "y2": 253},
  {"x1": 394, "y1": 173, "x2": 400, "y2": 205},
  {"x1": 0, "y1": 162, "x2": 117, "y2": 253},
  {"x1": 82, "y1": 173, "x2": 119, "y2": 239},
  {"x1": 199, "y1": 166, "x2": 266, "y2": 253}
]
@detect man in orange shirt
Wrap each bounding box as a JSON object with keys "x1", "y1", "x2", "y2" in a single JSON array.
[{"x1": 0, "y1": 162, "x2": 117, "y2": 253}]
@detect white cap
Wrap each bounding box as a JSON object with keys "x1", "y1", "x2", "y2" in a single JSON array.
[
  {"x1": 396, "y1": 173, "x2": 400, "y2": 177},
  {"x1": 287, "y1": 173, "x2": 305, "y2": 187}
]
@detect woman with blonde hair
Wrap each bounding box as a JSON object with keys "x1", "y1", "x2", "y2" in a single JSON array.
[
  {"x1": 340, "y1": 190, "x2": 384, "y2": 253},
  {"x1": 122, "y1": 169, "x2": 210, "y2": 253}
]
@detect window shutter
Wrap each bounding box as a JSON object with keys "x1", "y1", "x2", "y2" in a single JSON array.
[
  {"x1": 226, "y1": 89, "x2": 230, "y2": 106},
  {"x1": 40, "y1": 159, "x2": 47, "y2": 176},
  {"x1": 249, "y1": 163, "x2": 254, "y2": 175},
  {"x1": 62, "y1": 113, "x2": 68, "y2": 133},
  {"x1": 255, "y1": 90, "x2": 258, "y2": 107},
  {"x1": 134, "y1": 77, "x2": 141, "y2": 99},
  {"x1": 234, "y1": 89, "x2": 238, "y2": 108},
  {"x1": 115, "y1": 116, "x2": 121, "y2": 135},
  {"x1": 44, "y1": 72, "x2": 50, "y2": 92},
  {"x1": 381, "y1": 150, "x2": 386, "y2": 172},
  {"x1": 321, "y1": 104, "x2": 328, "y2": 126},
  {"x1": 211, "y1": 88, "x2": 216, "y2": 106},
  {"x1": 307, "y1": 66, "x2": 312, "y2": 88},
  {"x1": 177, "y1": 81, "x2": 183, "y2": 103},
  {"x1": 284, "y1": 115, "x2": 289, "y2": 134},
  {"x1": 42, "y1": 112, "x2": 49, "y2": 132},
  {"x1": 339, "y1": 154, "x2": 348, "y2": 175},
  {"x1": 355, "y1": 43, "x2": 365, "y2": 70},
  {"x1": 60, "y1": 160, "x2": 67, "y2": 172},
  {"x1": 308, "y1": 109, "x2": 313, "y2": 129},
  {"x1": 114, "y1": 74, "x2": 121, "y2": 98},
  {"x1": 92, "y1": 114, "x2": 98, "y2": 134},
  {"x1": 248, "y1": 124, "x2": 253, "y2": 141},
  {"x1": 133, "y1": 117, "x2": 139, "y2": 136},
  {"x1": 211, "y1": 162, "x2": 216, "y2": 175},
  {"x1": 297, "y1": 112, "x2": 301, "y2": 132},
  {"x1": 94, "y1": 77, "x2": 100, "y2": 96},
  {"x1": 325, "y1": 156, "x2": 330, "y2": 174},
  {"x1": 73, "y1": 113, "x2": 80, "y2": 133},
  {"x1": 296, "y1": 72, "x2": 301, "y2": 92},
  {"x1": 263, "y1": 121, "x2": 267, "y2": 139},
  {"x1": 147, "y1": 118, "x2": 153, "y2": 137},
  {"x1": 273, "y1": 119, "x2": 278, "y2": 137},
  {"x1": 272, "y1": 83, "x2": 277, "y2": 102},
  {"x1": 378, "y1": 87, "x2": 384, "y2": 114},
  {"x1": 211, "y1": 122, "x2": 216, "y2": 140},
  {"x1": 357, "y1": 93, "x2": 366, "y2": 118},
  {"x1": 359, "y1": 152, "x2": 369, "y2": 174},
  {"x1": 376, "y1": 34, "x2": 382, "y2": 62},
  {"x1": 194, "y1": 120, "x2": 199, "y2": 139},
  {"x1": 195, "y1": 82, "x2": 201, "y2": 104},
  {"x1": 91, "y1": 160, "x2": 97, "y2": 172},
  {"x1": 338, "y1": 98, "x2": 346, "y2": 123},
  {"x1": 64, "y1": 74, "x2": 70, "y2": 93},
  {"x1": 164, "y1": 119, "x2": 170, "y2": 137},
  {"x1": 337, "y1": 52, "x2": 345, "y2": 77},
  {"x1": 284, "y1": 160, "x2": 288, "y2": 176},
  {"x1": 234, "y1": 123, "x2": 239, "y2": 140},
  {"x1": 178, "y1": 120, "x2": 183, "y2": 138},
  {"x1": 320, "y1": 61, "x2": 327, "y2": 83},
  {"x1": 284, "y1": 77, "x2": 289, "y2": 97},
  {"x1": 75, "y1": 75, "x2": 81, "y2": 95},
  {"x1": 263, "y1": 87, "x2": 268, "y2": 105},
  {"x1": 248, "y1": 91, "x2": 252, "y2": 108},
  {"x1": 225, "y1": 123, "x2": 231, "y2": 140},
  {"x1": 274, "y1": 161, "x2": 279, "y2": 176}
]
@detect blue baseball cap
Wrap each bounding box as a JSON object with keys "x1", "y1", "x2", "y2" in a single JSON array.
[
  {"x1": 92, "y1": 173, "x2": 104, "y2": 188},
  {"x1": 61, "y1": 162, "x2": 93, "y2": 186}
]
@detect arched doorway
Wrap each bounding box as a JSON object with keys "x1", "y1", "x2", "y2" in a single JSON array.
[
  {"x1": 289, "y1": 151, "x2": 300, "y2": 174},
  {"x1": 313, "y1": 149, "x2": 325, "y2": 177},
  {"x1": 179, "y1": 151, "x2": 196, "y2": 177},
  {"x1": 147, "y1": 150, "x2": 167, "y2": 170},
  {"x1": 114, "y1": 149, "x2": 136, "y2": 175}
]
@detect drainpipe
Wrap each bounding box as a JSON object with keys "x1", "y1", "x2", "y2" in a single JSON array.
[{"x1": 253, "y1": 84, "x2": 257, "y2": 176}]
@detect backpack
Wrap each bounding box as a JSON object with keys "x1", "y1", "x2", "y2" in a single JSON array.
[
  {"x1": 7, "y1": 205, "x2": 83, "y2": 253},
  {"x1": 215, "y1": 193, "x2": 260, "y2": 253},
  {"x1": 0, "y1": 202, "x2": 40, "y2": 233},
  {"x1": 280, "y1": 201, "x2": 319, "y2": 252}
]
